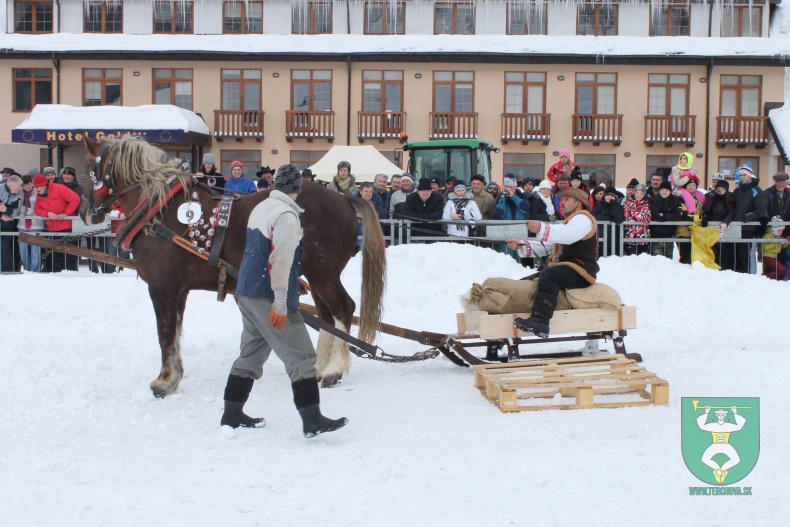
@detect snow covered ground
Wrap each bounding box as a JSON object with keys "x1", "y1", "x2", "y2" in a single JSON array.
[{"x1": 1, "y1": 243, "x2": 788, "y2": 526}]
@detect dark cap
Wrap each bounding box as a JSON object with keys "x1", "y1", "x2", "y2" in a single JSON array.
[
  {"x1": 417, "y1": 178, "x2": 432, "y2": 191},
  {"x1": 715, "y1": 179, "x2": 730, "y2": 191},
  {"x1": 256, "y1": 166, "x2": 274, "y2": 177},
  {"x1": 626, "y1": 178, "x2": 640, "y2": 189},
  {"x1": 430, "y1": 177, "x2": 440, "y2": 185},
  {"x1": 659, "y1": 180, "x2": 673, "y2": 191},
  {"x1": 274, "y1": 164, "x2": 302, "y2": 194},
  {"x1": 1, "y1": 167, "x2": 14, "y2": 174},
  {"x1": 773, "y1": 172, "x2": 789, "y2": 182}
]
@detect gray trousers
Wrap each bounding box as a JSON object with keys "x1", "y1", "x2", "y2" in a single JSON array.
[{"x1": 231, "y1": 295, "x2": 318, "y2": 383}]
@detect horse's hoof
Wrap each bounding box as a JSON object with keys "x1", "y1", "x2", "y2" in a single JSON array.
[
  {"x1": 320, "y1": 373, "x2": 342, "y2": 388},
  {"x1": 150, "y1": 380, "x2": 174, "y2": 398}
]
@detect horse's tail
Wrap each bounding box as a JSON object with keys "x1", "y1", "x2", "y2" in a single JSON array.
[{"x1": 348, "y1": 196, "x2": 387, "y2": 343}]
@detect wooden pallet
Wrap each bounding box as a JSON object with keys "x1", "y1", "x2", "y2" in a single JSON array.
[{"x1": 473, "y1": 355, "x2": 668, "y2": 412}]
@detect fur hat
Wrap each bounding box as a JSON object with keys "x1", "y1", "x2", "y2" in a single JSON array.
[
  {"x1": 503, "y1": 174, "x2": 517, "y2": 187},
  {"x1": 337, "y1": 160, "x2": 351, "y2": 171},
  {"x1": 274, "y1": 164, "x2": 302, "y2": 194},
  {"x1": 470, "y1": 174, "x2": 485, "y2": 184},
  {"x1": 558, "y1": 188, "x2": 592, "y2": 211},
  {"x1": 32, "y1": 174, "x2": 48, "y2": 187},
  {"x1": 538, "y1": 179, "x2": 553, "y2": 190},
  {"x1": 659, "y1": 180, "x2": 673, "y2": 191},
  {"x1": 202, "y1": 152, "x2": 216, "y2": 165},
  {"x1": 417, "y1": 178, "x2": 432, "y2": 191},
  {"x1": 773, "y1": 172, "x2": 789, "y2": 182},
  {"x1": 715, "y1": 179, "x2": 730, "y2": 191},
  {"x1": 229, "y1": 160, "x2": 243, "y2": 172},
  {"x1": 626, "y1": 178, "x2": 640, "y2": 189}
]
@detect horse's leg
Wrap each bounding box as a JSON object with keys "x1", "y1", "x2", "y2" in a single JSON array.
[
  {"x1": 311, "y1": 284, "x2": 355, "y2": 388},
  {"x1": 148, "y1": 286, "x2": 189, "y2": 398}
]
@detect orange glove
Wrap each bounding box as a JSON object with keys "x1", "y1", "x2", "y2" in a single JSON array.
[
  {"x1": 299, "y1": 277, "x2": 311, "y2": 296},
  {"x1": 269, "y1": 298, "x2": 287, "y2": 330}
]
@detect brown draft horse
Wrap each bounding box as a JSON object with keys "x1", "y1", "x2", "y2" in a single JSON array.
[{"x1": 78, "y1": 136, "x2": 386, "y2": 397}]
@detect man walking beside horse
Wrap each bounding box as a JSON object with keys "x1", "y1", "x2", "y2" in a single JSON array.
[
  {"x1": 221, "y1": 164, "x2": 348, "y2": 438},
  {"x1": 505, "y1": 188, "x2": 599, "y2": 338}
]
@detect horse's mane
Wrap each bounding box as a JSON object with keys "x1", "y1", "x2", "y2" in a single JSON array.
[{"x1": 107, "y1": 136, "x2": 190, "y2": 219}]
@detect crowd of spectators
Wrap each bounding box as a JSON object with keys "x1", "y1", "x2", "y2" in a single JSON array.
[{"x1": 3, "y1": 149, "x2": 788, "y2": 280}]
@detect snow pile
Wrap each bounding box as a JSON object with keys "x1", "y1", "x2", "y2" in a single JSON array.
[{"x1": 1, "y1": 243, "x2": 787, "y2": 525}]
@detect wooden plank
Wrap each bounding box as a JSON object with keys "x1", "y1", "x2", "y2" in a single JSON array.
[
  {"x1": 456, "y1": 312, "x2": 467, "y2": 334},
  {"x1": 19, "y1": 232, "x2": 136, "y2": 270},
  {"x1": 478, "y1": 306, "x2": 636, "y2": 340}
]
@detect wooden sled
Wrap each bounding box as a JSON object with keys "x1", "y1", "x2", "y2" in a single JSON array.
[{"x1": 446, "y1": 305, "x2": 639, "y2": 365}]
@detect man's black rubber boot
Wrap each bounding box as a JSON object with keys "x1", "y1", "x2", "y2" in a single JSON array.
[
  {"x1": 513, "y1": 291, "x2": 556, "y2": 339},
  {"x1": 292, "y1": 378, "x2": 348, "y2": 438},
  {"x1": 221, "y1": 374, "x2": 265, "y2": 428}
]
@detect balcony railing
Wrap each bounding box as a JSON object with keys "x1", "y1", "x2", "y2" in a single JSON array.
[
  {"x1": 644, "y1": 115, "x2": 696, "y2": 146},
  {"x1": 716, "y1": 116, "x2": 769, "y2": 146},
  {"x1": 285, "y1": 110, "x2": 335, "y2": 142},
  {"x1": 213, "y1": 110, "x2": 265, "y2": 141},
  {"x1": 357, "y1": 111, "x2": 406, "y2": 141},
  {"x1": 572, "y1": 114, "x2": 623, "y2": 145},
  {"x1": 429, "y1": 112, "x2": 478, "y2": 139},
  {"x1": 501, "y1": 113, "x2": 551, "y2": 144}
]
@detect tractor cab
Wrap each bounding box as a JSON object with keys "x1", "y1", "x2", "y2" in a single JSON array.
[{"x1": 401, "y1": 138, "x2": 499, "y2": 188}]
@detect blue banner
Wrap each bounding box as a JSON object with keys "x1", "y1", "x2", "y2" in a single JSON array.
[{"x1": 12, "y1": 128, "x2": 186, "y2": 144}]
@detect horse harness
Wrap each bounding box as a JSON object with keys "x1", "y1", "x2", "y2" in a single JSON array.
[{"x1": 89, "y1": 148, "x2": 239, "y2": 300}]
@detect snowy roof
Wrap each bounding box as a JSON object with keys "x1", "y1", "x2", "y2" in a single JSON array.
[
  {"x1": 769, "y1": 105, "x2": 790, "y2": 164},
  {"x1": 12, "y1": 104, "x2": 211, "y2": 146},
  {"x1": 2, "y1": 33, "x2": 790, "y2": 64}
]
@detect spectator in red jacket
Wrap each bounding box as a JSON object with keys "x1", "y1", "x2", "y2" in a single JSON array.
[
  {"x1": 33, "y1": 174, "x2": 81, "y2": 272},
  {"x1": 546, "y1": 149, "x2": 581, "y2": 183}
]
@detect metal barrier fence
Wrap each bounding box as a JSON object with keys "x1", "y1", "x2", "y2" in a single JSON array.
[{"x1": 1, "y1": 216, "x2": 783, "y2": 273}]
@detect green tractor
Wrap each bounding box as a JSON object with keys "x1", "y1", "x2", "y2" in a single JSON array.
[{"x1": 401, "y1": 138, "x2": 499, "y2": 188}]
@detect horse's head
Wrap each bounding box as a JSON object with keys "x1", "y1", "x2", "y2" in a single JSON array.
[{"x1": 79, "y1": 135, "x2": 118, "y2": 226}]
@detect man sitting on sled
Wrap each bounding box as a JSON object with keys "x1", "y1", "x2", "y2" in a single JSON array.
[{"x1": 506, "y1": 188, "x2": 599, "y2": 338}]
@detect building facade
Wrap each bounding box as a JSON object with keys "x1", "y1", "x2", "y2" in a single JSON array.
[{"x1": 1, "y1": 0, "x2": 787, "y2": 187}]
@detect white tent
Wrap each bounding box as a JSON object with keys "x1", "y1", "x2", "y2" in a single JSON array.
[{"x1": 309, "y1": 145, "x2": 402, "y2": 183}]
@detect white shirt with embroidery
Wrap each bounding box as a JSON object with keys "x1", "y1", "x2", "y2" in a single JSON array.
[{"x1": 516, "y1": 214, "x2": 594, "y2": 258}]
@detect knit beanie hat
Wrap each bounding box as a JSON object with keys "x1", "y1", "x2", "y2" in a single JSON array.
[
  {"x1": 503, "y1": 173, "x2": 517, "y2": 186},
  {"x1": 634, "y1": 184, "x2": 647, "y2": 195},
  {"x1": 60, "y1": 167, "x2": 77, "y2": 177},
  {"x1": 570, "y1": 172, "x2": 583, "y2": 182},
  {"x1": 32, "y1": 174, "x2": 48, "y2": 187},
  {"x1": 715, "y1": 179, "x2": 730, "y2": 191},
  {"x1": 737, "y1": 163, "x2": 754, "y2": 179},
  {"x1": 401, "y1": 174, "x2": 414, "y2": 185},
  {"x1": 627, "y1": 178, "x2": 640, "y2": 189},
  {"x1": 559, "y1": 149, "x2": 571, "y2": 159},
  {"x1": 538, "y1": 180, "x2": 553, "y2": 190},
  {"x1": 27, "y1": 168, "x2": 40, "y2": 177},
  {"x1": 43, "y1": 166, "x2": 57, "y2": 175},
  {"x1": 659, "y1": 180, "x2": 673, "y2": 191},
  {"x1": 454, "y1": 183, "x2": 466, "y2": 193},
  {"x1": 417, "y1": 178, "x2": 432, "y2": 191},
  {"x1": 202, "y1": 152, "x2": 216, "y2": 165},
  {"x1": 274, "y1": 164, "x2": 302, "y2": 194},
  {"x1": 604, "y1": 186, "x2": 620, "y2": 197}
]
